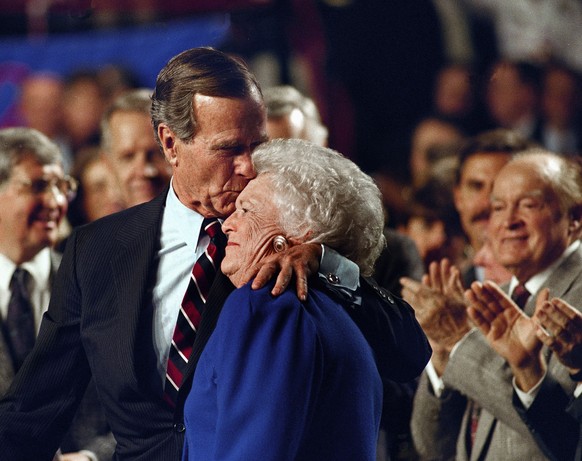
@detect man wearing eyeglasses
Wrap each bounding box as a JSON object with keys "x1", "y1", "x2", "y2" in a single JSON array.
[{"x1": 0, "y1": 127, "x2": 113, "y2": 461}]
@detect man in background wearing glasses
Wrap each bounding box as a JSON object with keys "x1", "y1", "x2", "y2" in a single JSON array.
[{"x1": 0, "y1": 127, "x2": 113, "y2": 461}]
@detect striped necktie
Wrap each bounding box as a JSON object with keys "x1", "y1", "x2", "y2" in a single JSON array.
[{"x1": 163, "y1": 218, "x2": 226, "y2": 407}]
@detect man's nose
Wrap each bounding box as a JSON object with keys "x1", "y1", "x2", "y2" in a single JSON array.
[
  {"x1": 236, "y1": 152, "x2": 255, "y2": 178},
  {"x1": 42, "y1": 183, "x2": 67, "y2": 206},
  {"x1": 143, "y1": 162, "x2": 159, "y2": 177}
]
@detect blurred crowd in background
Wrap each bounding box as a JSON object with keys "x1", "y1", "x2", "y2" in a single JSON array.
[
  {"x1": 2, "y1": 0, "x2": 582, "y2": 271},
  {"x1": 2, "y1": 2, "x2": 582, "y2": 460}
]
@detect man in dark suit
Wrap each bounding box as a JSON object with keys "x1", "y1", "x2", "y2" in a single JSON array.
[
  {"x1": 0, "y1": 127, "x2": 114, "y2": 460},
  {"x1": 0, "y1": 48, "x2": 430, "y2": 460}
]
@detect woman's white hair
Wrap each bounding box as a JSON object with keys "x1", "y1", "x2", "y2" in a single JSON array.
[{"x1": 252, "y1": 139, "x2": 386, "y2": 276}]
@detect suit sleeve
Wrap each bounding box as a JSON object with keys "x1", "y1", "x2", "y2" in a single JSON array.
[
  {"x1": 348, "y1": 277, "x2": 431, "y2": 383},
  {"x1": 512, "y1": 374, "x2": 579, "y2": 461},
  {"x1": 209, "y1": 288, "x2": 322, "y2": 461},
  {"x1": 321, "y1": 248, "x2": 430, "y2": 384},
  {"x1": 410, "y1": 371, "x2": 465, "y2": 461},
  {"x1": 443, "y1": 329, "x2": 539, "y2": 439},
  {"x1": 569, "y1": 393, "x2": 582, "y2": 422},
  {"x1": 0, "y1": 229, "x2": 92, "y2": 458},
  {"x1": 443, "y1": 328, "x2": 575, "y2": 440}
]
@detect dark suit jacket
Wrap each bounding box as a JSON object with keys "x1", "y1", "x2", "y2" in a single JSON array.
[
  {"x1": 513, "y1": 374, "x2": 580, "y2": 461},
  {"x1": 570, "y1": 395, "x2": 582, "y2": 461},
  {"x1": 373, "y1": 228, "x2": 424, "y2": 297},
  {"x1": 0, "y1": 189, "x2": 430, "y2": 460},
  {"x1": 0, "y1": 250, "x2": 114, "y2": 460}
]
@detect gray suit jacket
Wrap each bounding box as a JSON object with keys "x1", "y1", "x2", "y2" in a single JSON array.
[{"x1": 412, "y1": 247, "x2": 582, "y2": 461}]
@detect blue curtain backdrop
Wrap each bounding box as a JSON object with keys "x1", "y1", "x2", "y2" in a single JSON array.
[{"x1": 0, "y1": 14, "x2": 230, "y2": 127}]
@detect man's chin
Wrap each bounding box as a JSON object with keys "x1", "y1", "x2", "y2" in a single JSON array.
[
  {"x1": 28, "y1": 233, "x2": 57, "y2": 253},
  {"x1": 128, "y1": 191, "x2": 157, "y2": 207},
  {"x1": 129, "y1": 183, "x2": 167, "y2": 206}
]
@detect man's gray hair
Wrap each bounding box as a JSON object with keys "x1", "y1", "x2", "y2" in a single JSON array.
[
  {"x1": 150, "y1": 47, "x2": 262, "y2": 149},
  {"x1": 263, "y1": 85, "x2": 328, "y2": 146},
  {"x1": 0, "y1": 127, "x2": 62, "y2": 187},
  {"x1": 100, "y1": 88, "x2": 153, "y2": 153},
  {"x1": 252, "y1": 139, "x2": 386, "y2": 276},
  {"x1": 512, "y1": 148, "x2": 582, "y2": 218}
]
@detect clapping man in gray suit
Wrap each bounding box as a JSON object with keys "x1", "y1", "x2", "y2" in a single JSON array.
[
  {"x1": 408, "y1": 149, "x2": 582, "y2": 460},
  {"x1": 0, "y1": 127, "x2": 114, "y2": 460},
  {"x1": 466, "y1": 281, "x2": 582, "y2": 461}
]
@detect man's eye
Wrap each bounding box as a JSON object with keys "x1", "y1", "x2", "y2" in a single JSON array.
[
  {"x1": 250, "y1": 141, "x2": 265, "y2": 151},
  {"x1": 520, "y1": 200, "x2": 539, "y2": 209},
  {"x1": 30, "y1": 179, "x2": 49, "y2": 194}
]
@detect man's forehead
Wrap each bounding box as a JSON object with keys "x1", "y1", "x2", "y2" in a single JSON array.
[
  {"x1": 461, "y1": 152, "x2": 509, "y2": 178},
  {"x1": 194, "y1": 91, "x2": 264, "y2": 107},
  {"x1": 14, "y1": 155, "x2": 61, "y2": 171}
]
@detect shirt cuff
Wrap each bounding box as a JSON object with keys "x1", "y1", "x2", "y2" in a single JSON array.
[
  {"x1": 77, "y1": 450, "x2": 98, "y2": 461},
  {"x1": 574, "y1": 382, "x2": 582, "y2": 398},
  {"x1": 318, "y1": 245, "x2": 359, "y2": 291},
  {"x1": 425, "y1": 361, "x2": 445, "y2": 397},
  {"x1": 513, "y1": 371, "x2": 546, "y2": 409}
]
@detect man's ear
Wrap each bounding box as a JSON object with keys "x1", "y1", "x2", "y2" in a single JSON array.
[
  {"x1": 569, "y1": 204, "x2": 582, "y2": 236},
  {"x1": 158, "y1": 124, "x2": 178, "y2": 166}
]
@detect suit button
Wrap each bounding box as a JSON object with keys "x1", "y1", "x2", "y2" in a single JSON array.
[
  {"x1": 173, "y1": 422, "x2": 185, "y2": 433},
  {"x1": 326, "y1": 273, "x2": 340, "y2": 284}
]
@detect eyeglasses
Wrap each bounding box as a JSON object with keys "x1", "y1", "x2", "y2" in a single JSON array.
[{"x1": 13, "y1": 175, "x2": 78, "y2": 201}]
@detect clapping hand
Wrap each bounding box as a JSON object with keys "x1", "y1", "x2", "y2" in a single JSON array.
[
  {"x1": 465, "y1": 281, "x2": 549, "y2": 391},
  {"x1": 535, "y1": 297, "x2": 582, "y2": 374},
  {"x1": 401, "y1": 258, "x2": 469, "y2": 374}
]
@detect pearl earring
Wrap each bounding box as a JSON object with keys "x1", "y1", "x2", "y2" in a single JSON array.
[{"x1": 272, "y1": 235, "x2": 288, "y2": 253}]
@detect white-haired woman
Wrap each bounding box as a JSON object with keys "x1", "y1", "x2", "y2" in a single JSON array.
[{"x1": 182, "y1": 139, "x2": 387, "y2": 460}]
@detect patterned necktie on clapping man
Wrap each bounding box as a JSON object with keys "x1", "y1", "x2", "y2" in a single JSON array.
[{"x1": 511, "y1": 283, "x2": 531, "y2": 309}]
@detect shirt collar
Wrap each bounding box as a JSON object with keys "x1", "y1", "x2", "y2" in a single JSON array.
[
  {"x1": 509, "y1": 240, "x2": 581, "y2": 295},
  {"x1": 0, "y1": 247, "x2": 52, "y2": 291},
  {"x1": 163, "y1": 178, "x2": 223, "y2": 251}
]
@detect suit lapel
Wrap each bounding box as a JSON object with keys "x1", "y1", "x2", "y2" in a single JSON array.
[
  {"x1": 471, "y1": 408, "x2": 496, "y2": 461},
  {"x1": 524, "y1": 247, "x2": 582, "y2": 315},
  {"x1": 110, "y1": 192, "x2": 166, "y2": 391}
]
